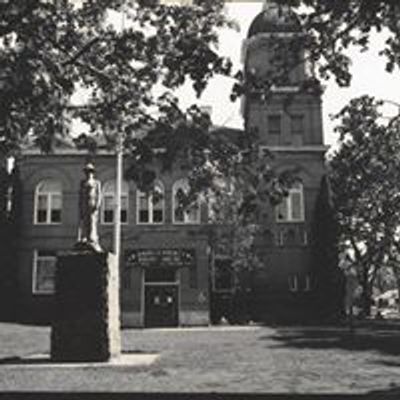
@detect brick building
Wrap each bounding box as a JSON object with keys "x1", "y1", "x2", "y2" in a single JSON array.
[
  {"x1": 239, "y1": 1, "x2": 330, "y2": 321},
  {"x1": 9, "y1": 1, "x2": 338, "y2": 327}
]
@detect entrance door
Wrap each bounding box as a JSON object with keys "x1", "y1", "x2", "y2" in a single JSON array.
[
  {"x1": 144, "y1": 267, "x2": 179, "y2": 328},
  {"x1": 144, "y1": 284, "x2": 179, "y2": 327}
]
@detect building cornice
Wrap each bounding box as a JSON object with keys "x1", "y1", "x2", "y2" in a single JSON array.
[
  {"x1": 22, "y1": 149, "x2": 113, "y2": 156},
  {"x1": 261, "y1": 145, "x2": 329, "y2": 153}
]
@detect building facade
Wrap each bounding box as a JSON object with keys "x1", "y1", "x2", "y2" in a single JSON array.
[
  {"x1": 16, "y1": 149, "x2": 212, "y2": 327},
  {"x1": 239, "y1": 1, "x2": 329, "y2": 322},
  {"x1": 9, "y1": 1, "x2": 338, "y2": 326}
]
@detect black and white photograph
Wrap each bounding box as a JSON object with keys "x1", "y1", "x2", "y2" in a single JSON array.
[{"x1": 0, "y1": 0, "x2": 400, "y2": 397}]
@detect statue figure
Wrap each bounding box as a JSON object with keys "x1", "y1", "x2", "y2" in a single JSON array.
[{"x1": 76, "y1": 162, "x2": 102, "y2": 252}]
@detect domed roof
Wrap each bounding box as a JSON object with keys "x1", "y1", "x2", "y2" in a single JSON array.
[{"x1": 247, "y1": 1, "x2": 301, "y2": 37}]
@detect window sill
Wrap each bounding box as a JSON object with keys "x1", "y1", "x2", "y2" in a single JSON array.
[
  {"x1": 276, "y1": 220, "x2": 305, "y2": 224},
  {"x1": 137, "y1": 222, "x2": 165, "y2": 226},
  {"x1": 33, "y1": 222, "x2": 62, "y2": 226},
  {"x1": 101, "y1": 222, "x2": 129, "y2": 226},
  {"x1": 32, "y1": 291, "x2": 54, "y2": 296}
]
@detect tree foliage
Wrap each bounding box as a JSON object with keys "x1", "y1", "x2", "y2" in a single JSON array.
[
  {"x1": 0, "y1": 0, "x2": 297, "y2": 300},
  {"x1": 311, "y1": 174, "x2": 345, "y2": 320},
  {"x1": 278, "y1": 0, "x2": 400, "y2": 86},
  {"x1": 329, "y1": 95, "x2": 400, "y2": 316},
  {"x1": 0, "y1": 0, "x2": 234, "y2": 154}
]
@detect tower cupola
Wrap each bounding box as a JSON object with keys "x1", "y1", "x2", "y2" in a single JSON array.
[{"x1": 248, "y1": 0, "x2": 301, "y2": 37}]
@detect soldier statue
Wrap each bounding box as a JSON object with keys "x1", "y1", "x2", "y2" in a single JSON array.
[{"x1": 76, "y1": 162, "x2": 102, "y2": 252}]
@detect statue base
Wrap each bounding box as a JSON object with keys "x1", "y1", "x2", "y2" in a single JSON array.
[
  {"x1": 51, "y1": 251, "x2": 121, "y2": 362},
  {"x1": 74, "y1": 239, "x2": 102, "y2": 253}
]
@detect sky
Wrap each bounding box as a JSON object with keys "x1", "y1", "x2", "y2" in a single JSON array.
[
  {"x1": 72, "y1": 1, "x2": 400, "y2": 147},
  {"x1": 176, "y1": 2, "x2": 400, "y2": 146}
]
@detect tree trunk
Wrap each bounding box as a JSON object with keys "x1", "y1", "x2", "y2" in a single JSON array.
[
  {"x1": 360, "y1": 264, "x2": 372, "y2": 318},
  {"x1": 392, "y1": 266, "x2": 400, "y2": 313}
]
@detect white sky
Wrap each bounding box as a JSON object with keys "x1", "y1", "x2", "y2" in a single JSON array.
[
  {"x1": 72, "y1": 1, "x2": 400, "y2": 147},
  {"x1": 177, "y1": 2, "x2": 400, "y2": 146}
]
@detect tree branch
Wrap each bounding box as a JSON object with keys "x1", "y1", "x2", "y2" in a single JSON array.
[{"x1": 61, "y1": 37, "x2": 101, "y2": 67}]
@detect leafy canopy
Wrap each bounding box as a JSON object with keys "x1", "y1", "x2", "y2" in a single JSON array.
[
  {"x1": 329, "y1": 95, "x2": 400, "y2": 314},
  {"x1": 0, "y1": 0, "x2": 234, "y2": 154},
  {"x1": 281, "y1": 0, "x2": 400, "y2": 85}
]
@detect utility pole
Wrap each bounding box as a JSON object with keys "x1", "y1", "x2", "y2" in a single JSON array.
[
  {"x1": 113, "y1": 131, "x2": 123, "y2": 262},
  {"x1": 113, "y1": 9, "x2": 126, "y2": 264}
]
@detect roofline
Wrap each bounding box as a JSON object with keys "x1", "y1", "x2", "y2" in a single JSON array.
[
  {"x1": 261, "y1": 145, "x2": 329, "y2": 153},
  {"x1": 23, "y1": 144, "x2": 329, "y2": 157}
]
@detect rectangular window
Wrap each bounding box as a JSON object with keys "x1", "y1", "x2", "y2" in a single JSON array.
[
  {"x1": 301, "y1": 229, "x2": 308, "y2": 246},
  {"x1": 138, "y1": 194, "x2": 149, "y2": 223},
  {"x1": 152, "y1": 198, "x2": 163, "y2": 223},
  {"x1": 153, "y1": 209, "x2": 163, "y2": 223},
  {"x1": 121, "y1": 196, "x2": 128, "y2": 223},
  {"x1": 276, "y1": 185, "x2": 304, "y2": 223},
  {"x1": 102, "y1": 195, "x2": 128, "y2": 224},
  {"x1": 50, "y1": 194, "x2": 62, "y2": 223},
  {"x1": 291, "y1": 192, "x2": 303, "y2": 220},
  {"x1": 268, "y1": 115, "x2": 281, "y2": 136},
  {"x1": 33, "y1": 250, "x2": 57, "y2": 294},
  {"x1": 103, "y1": 195, "x2": 114, "y2": 224},
  {"x1": 291, "y1": 114, "x2": 304, "y2": 136},
  {"x1": 138, "y1": 191, "x2": 164, "y2": 224},
  {"x1": 304, "y1": 275, "x2": 312, "y2": 292},
  {"x1": 37, "y1": 194, "x2": 48, "y2": 223},
  {"x1": 275, "y1": 230, "x2": 285, "y2": 246},
  {"x1": 34, "y1": 180, "x2": 62, "y2": 225},
  {"x1": 288, "y1": 275, "x2": 298, "y2": 292},
  {"x1": 6, "y1": 186, "x2": 13, "y2": 214}
]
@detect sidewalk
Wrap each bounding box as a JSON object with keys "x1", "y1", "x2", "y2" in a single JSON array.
[{"x1": 0, "y1": 322, "x2": 400, "y2": 394}]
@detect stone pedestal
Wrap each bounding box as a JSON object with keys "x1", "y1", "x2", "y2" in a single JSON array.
[{"x1": 51, "y1": 251, "x2": 121, "y2": 362}]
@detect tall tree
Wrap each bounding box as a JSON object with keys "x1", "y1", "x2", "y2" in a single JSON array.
[
  {"x1": 329, "y1": 95, "x2": 400, "y2": 317},
  {"x1": 276, "y1": 0, "x2": 400, "y2": 86},
  {"x1": 0, "y1": 0, "x2": 234, "y2": 156},
  {"x1": 311, "y1": 174, "x2": 345, "y2": 320}
]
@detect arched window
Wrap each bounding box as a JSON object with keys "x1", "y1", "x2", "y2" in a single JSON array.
[
  {"x1": 172, "y1": 179, "x2": 200, "y2": 224},
  {"x1": 101, "y1": 180, "x2": 129, "y2": 224},
  {"x1": 34, "y1": 180, "x2": 62, "y2": 224},
  {"x1": 137, "y1": 181, "x2": 164, "y2": 224},
  {"x1": 276, "y1": 182, "x2": 304, "y2": 222}
]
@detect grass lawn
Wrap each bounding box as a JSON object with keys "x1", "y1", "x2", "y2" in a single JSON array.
[{"x1": 0, "y1": 322, "x2": 400, "y2": 394}]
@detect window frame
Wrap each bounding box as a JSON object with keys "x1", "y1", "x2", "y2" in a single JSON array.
[
  {"x1": 136, "y1": 181, "x2": 165, "y2": 225},
  {"x1": 34, "y1": 180, "x2": 63, "y2": 225},
  {"x1": 267, "y1": 114, "x2": 282, "y2": 136},
  {"x1": 172, "y1": 179, "x2": 201, "y2": 225},
  {"x1": 32, "y1": 249, "x2": 57, "y2": 295},
  {"x1": 288, "y1": 274, "x2": 299, "y2": 292},
  {"x1": 275, "y1": 182, "x2": 305, "y2": 223},
  {"x1": 291, "y1": 114, "x2": 304, "y2": 136},
  {"x1": 100, "y1": 180, "x2": 129, "y2": 225},
  {"x1": 304, "y1": 275, "x2": 312, "y2": 292}
]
